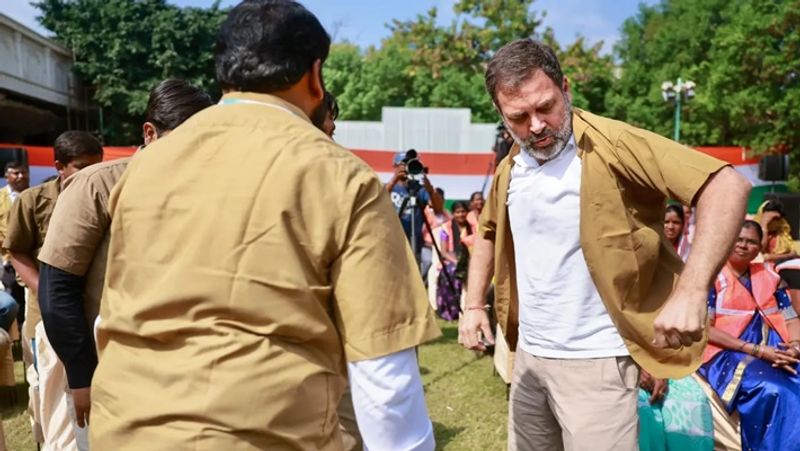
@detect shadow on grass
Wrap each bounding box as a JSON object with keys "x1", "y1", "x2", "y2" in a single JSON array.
[
  {"x1": 423, "y1": 356, "x2": 484, "y2": 390},
  {"x1": 429, "y1": 323, "x2": 459, "y2": 345},
  {"x1": 433, "y1": 421, "x2": 466, "y2": 450},
  {"x1": 419, "y1": 366, "x2": 431, "y2": 375}
]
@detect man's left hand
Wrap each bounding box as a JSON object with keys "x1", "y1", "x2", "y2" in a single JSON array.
[
  {"x1": 72, "y1": 387, "x2": 91, "y2": 428},
  {"x1": 653, "y1": 287, "x2": 707, "y2": 349}
]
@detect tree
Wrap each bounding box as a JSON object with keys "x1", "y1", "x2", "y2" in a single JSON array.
[
  {"x1": 324, "y1": 0, "x2": 613, "y2": 123},
  {"x1": 608, "y1": 0, "x2": 799, "y2": 156},
  {"x1": 35, "y1": 0, "x2": 226, "y2": 144},
  {"x1": 704, "y1": 0, "x2": 800, "y2": 155},
  {"x1": 542, "y1": 31, "x2": 615, "y2": 114}
]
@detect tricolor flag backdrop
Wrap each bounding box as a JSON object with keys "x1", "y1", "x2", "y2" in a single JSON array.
[
  {"x1": 0, "y1": 144, "x2": 785, "y2": 214},
  {"x1": 352, "y1": 146, "x2": 785, "y2": 214}
]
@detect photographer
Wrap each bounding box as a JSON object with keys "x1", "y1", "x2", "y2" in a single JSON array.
[
  {"x1": 385, "y1": 150, "x2": 444, "y2": 266},
  {"x1": 493, "y1": 123, "x2": 514, "y2": 166}
]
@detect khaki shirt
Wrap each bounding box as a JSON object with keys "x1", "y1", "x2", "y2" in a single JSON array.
[
  {"x1": 481, "y1": 109, "x2": 727, "y2": 379},
  {"x1": 3, "y1": 178, "x2": 61, "y2": 339},
  {"x1": 0, "y1": 186, "x2": 13, "y2": 262},
  {"x1": 38, "y1": 158, "x2": 131, "y2": 325},
  {"x1": 92, "y1": 92, "x2": 440, "y2": 450}
]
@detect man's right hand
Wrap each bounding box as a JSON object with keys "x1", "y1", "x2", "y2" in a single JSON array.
[
  {"x1": 458, "y1": 308, "x2": 494, "y2": 352},
  {"x1": 72, "y1": 387, "x2": 91, "y2": 428},
  {"x1": 391, "y1": 165, "x2": 408, "y2": 184}
]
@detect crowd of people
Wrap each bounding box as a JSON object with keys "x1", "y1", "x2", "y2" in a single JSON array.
[{"x1": 0, "y1": 1, "x2": 795, "y2": 450}]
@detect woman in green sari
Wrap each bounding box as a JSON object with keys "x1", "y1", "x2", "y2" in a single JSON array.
[
  {"x1": 638, "y1": 372, "x2": 714, "y2": 451},
  {"x1": 637, "y1": 206, "x2": 714, "y2": 451}
]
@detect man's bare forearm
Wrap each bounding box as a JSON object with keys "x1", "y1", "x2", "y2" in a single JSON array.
[
  {"x1": 10, "y1": 251, "x2": 40, "y2": 295},
  {"x1": 677, "y1": 167, "x2": 751, "y2": 298},
  {"x1": 465, "y1": 234, "x2": 494, "y2": 308}
]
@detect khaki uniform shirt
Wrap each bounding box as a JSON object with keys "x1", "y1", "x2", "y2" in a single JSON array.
[
  {"x1": 482, "y1": 109, "x2": 727, "y2": 379},
  {"x1": 38, "y1": 158, "x2": 131, "y2": 326},
  {"x1": 3, "y1": 178, "x2": 61, "y2": 339},
  {"x1": 0, "y1": 186, "x2": 13, "y2": 262},
  {"x1": 91, "y1": 92, "x2": 441, "y2": 450}
]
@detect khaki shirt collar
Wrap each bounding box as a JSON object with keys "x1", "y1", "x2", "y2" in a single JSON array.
[
  {"x1": 47, "y1": 176, "x2": 62, "y2": 198},
  {"x1": 219, "y1": 92, "x2": 311, "y2": 124}
]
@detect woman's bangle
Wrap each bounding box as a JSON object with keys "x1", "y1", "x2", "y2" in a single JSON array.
[
  {"x1": 466, "y1": 305, "x2": 490, "y2": 311},
  {"x1": 751, "y1": 344, "x2": 760, "y2": 357}
]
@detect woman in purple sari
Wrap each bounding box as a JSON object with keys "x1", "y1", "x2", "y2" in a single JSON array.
[{"x1": 436, "y1": 201, "x2": 474, "y2": 321}]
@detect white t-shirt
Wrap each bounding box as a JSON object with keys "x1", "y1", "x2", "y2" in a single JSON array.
[{"x1": 507, "y1": 138, "x2": 628, "y2": 359}]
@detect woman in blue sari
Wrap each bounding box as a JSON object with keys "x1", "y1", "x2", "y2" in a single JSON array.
[{"x1": 698, "y1": 220, "x2": 800, "y2": 451}]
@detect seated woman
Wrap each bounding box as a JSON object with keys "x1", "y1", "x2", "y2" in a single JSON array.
[
  {"x1": 435, "y1": 201, "x2": 473, "y2": 321},
  {"x1": 699, "y1": 220, "x2": 800, "y2": 451},
  {"x1": 754, "y1": 200, "x2": 797, "y2": 262},
  {"x1": 637, "y1": 204, "x2": 714, "y2": 451}
]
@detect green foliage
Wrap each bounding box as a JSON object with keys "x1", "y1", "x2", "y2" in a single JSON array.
[
  {"x1": 608, "y1": 0, "x2": 800, "y2": 174},
  {"x1": 324, "y1": 0, "x2": 614, "y2": 124},
  {"x1": 36, "y1": 0, "x2": 799, "y2": 174},
  {"x1": 35, "y1": 0, "x2": 226, "y2": 144},
  {"x1": 543, "y1": 32, "x2": 615, "y2": 114}
]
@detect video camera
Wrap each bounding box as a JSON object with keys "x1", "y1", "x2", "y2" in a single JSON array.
[{"x1": 401, "y1": 149, "x2": 428, "y2": 179}]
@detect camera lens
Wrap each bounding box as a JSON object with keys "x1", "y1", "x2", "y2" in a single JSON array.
[{"x1": 406, "y1": 159, "x2": 424, "y2": 175}]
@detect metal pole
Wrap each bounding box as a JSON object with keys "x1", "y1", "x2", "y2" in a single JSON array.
[
  {"x1": 673, "y1": 77, "x2": 682, "y2": 142},
  {"x1": 410, "y1": 194, "x2": 419, "y2": 272}
]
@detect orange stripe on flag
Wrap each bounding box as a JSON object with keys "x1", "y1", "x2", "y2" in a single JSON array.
[
  {"x1": 351, "y1": 149, "x2": 495, "y2": 175},
  {"x1": 1, "y1": 144, "x2": 760, "y2": 174}
]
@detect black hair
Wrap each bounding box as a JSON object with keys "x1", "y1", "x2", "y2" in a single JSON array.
[
  {"x1": 4, "y1": 161, "x2": 27, "y2": 173},
  {"x1": 485, "y1": 39, "x2": 564, "y2": 106},
  {"x1": 215, "y1": 0, "x2": 331, "y2": 92},
  {"x1": 324, "y1": 91, "x2": 339, "y2": 120},
  {"x1": 470, "y1": 191, "x2": 484, "y2": 202},
  {"x1": 53, "y1": 131, "x2": 103, "y2": 164},
  {"x1": 665, "y1": 204, "x2": 685, "y2": 224},
  {"x1": 762, "y1": 200, "x2": 785, "y2": 216},
  {"x1": 145, "y1": 79, "x2": 213, "y2": 134},
  {"x1": 435, "y1": 187, "x2": 445, "y2": 198},
  {"x1": 451, "y1": 201, "x2": 470, "y2": 213},
  {"x1": 742, "y1": 219, "x2": 764, "y2": 243}
]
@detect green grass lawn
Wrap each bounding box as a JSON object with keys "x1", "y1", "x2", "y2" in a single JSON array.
[
  {"x1": 1, "y1": 359, "x2": 34, "y2": 451},
  {"x1": 420, "y1": 320, "x2": 509, "y2": 450},
  {"x1": 0, "y1": 320, "x2": 508, "y2": 450}
]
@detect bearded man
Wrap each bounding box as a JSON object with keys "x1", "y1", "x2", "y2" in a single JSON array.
[{"x1": 458, "y1": 39, "x2": 752, "y2": 451}]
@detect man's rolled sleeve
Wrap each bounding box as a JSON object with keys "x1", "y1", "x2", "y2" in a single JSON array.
[
  {"x1": 38, "y1": 174, "x2": 110, "y2": 276},
  {"x1": 332, "y1": 175, "x2": 440, "y2": 362},
  {"x1": 3, "y1": 194, "x2": 36, "y2": 255},
  {"x1": 614, "y1": 128, "x2": 730, "y2": 206}
]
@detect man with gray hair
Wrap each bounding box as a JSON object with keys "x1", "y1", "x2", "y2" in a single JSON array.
[{"x1": 459, "y1": 39, "x2": 751, "y2": 450}]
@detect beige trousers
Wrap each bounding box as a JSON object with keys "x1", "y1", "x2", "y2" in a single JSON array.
[
  {"x1": 34, "y1": 321, "x2": 84, "y2": 451},
  {"x1": 22, "y1": 314, "x2": 44, "y2": 445},
  {"x1": 508, "y1": 350, "x2": 639, "y2": 451}
]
